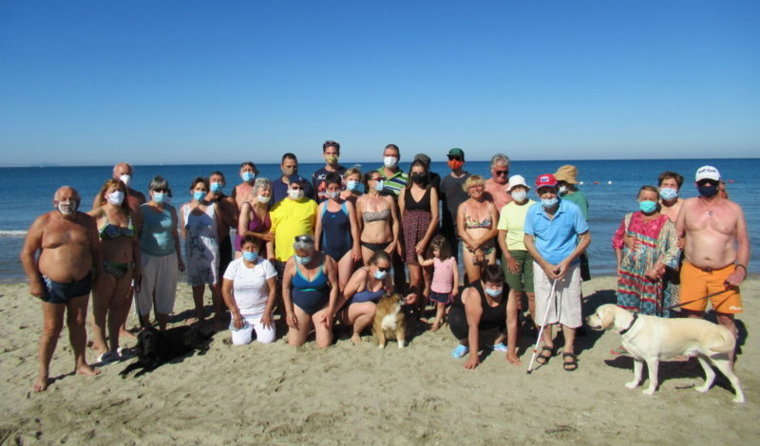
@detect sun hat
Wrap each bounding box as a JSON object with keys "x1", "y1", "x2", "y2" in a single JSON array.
[
  {"x1": 554, "y1": 165, "x2": 579, "y2": 184},
  {"x1": 507, "y1": 175, "x2": 530, "y2": 191}
]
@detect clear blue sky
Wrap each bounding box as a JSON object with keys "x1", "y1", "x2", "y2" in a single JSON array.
[{"x1": 1, "y1": 0, "x2": 758, "y2": 165}]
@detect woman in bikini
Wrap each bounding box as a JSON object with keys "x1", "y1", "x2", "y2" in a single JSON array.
[
  {"x1": 236, "y1": 177, "x2": 274, "y2": 260},
  {"x1": 281, "y1": 235, "x2": 339, "y2": 348},
  {"x1": 356, "y1": 171, "x2": 400, "y2": 265},
  {"x1": 89, "y1": 179, "x2": 140, "y2": 362},
  {"x1": 335, "y1": 250, "x2": 394, "y2": 343},
  {"x1": 457, "y1": 175, "x2": 498, "y2": 283},
  {"x1": 314, "y1": 172, "x2": 361, "y2": 291}
]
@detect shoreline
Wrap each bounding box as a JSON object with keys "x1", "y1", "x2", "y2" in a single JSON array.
[{"x1": 1, "y1": 277, "x2": 759, "y2": 443}]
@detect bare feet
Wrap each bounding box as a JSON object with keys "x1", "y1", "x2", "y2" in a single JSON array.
[
  {"x1": 120, "y1": 328, "x2": 137, "y2": 340},
  {"x1": 430, "y1": 319, "x2": 442, "y2": 332},
  {"x1": 350, "y1": 333, "x2": 362, "y2": 344},
  {"x1": 75, "y1": 364, "x2": 101, "y2": 377},
  {"x1": 32, "y1": 373, "x2": 50, "y2": 392},
  {"x1": 506, "y1": 351, "x2": 522, "y2": 365}
]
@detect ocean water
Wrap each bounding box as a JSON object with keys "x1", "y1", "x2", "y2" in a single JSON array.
[{"x1": 2, "y1": 158, "x2": 758, "y2": 282}]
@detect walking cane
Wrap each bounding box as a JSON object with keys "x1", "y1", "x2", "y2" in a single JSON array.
[{"x1": 527, "y1": 279, "x2": 558, "y2": 374}]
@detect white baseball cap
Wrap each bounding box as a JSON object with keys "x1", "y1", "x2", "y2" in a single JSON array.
[
  {"x1": 507, "y1": 175, "x2": 530, "y2": 192},
  {"x1": 695, "y1": 165, "x2": 720, "y2": 182}
]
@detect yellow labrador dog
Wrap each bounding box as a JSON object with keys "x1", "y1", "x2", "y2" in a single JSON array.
[{"x1": 586, "y1": 304, "x2": 744, "y2": 403}]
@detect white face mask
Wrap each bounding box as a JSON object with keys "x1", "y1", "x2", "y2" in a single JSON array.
[
  {"x1": 107, "y1": 190, "x2": 125, "y2": 206},
  {"x1": 57, "y1": 200, "x2": 77, "y2": 215},
  {"x1": 326, "y1": 191, "x2": 340, "y2": 200},
  {"x1": 257, "y1": 195, "x2": 271, "y2": 204},
  {"x1": 383, "y1": 156, "x2": 398, "y2": 168},
  {"x1": 511, "y1": 189, "x2": 527, "y2": 202},
  {"x1": 288, "y1": 189, "x2": 305, "y2": 200},
  {"x1": 119, "y1": 174, "x2": 131, "y2": 188},
  {"x1": 558, "y1": 185, "x2": 568, "y2": 195}
]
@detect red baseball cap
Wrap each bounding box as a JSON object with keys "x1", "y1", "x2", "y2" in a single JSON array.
[{"x1": 535, "y1": 174, "x2": 558, "y2": 189}]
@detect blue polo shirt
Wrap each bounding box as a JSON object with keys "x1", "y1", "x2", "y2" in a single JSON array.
[{"x1": 523, "y1": 199, "x2": 588, "y2": 265}]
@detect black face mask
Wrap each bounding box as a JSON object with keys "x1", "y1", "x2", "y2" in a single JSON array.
[
  {"x1": 698, "y1": 184, "x2": 719, "y2": 198},
  {"x1": 410, "y1": 173, "x2": 426, "y2": 184}
]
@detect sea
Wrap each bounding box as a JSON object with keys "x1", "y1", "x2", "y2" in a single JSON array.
[{"x1": 1, "y1": 158, "x2": 758, "y2": 283}]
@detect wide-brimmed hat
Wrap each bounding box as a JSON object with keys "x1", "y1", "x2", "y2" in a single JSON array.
[
  {"x1": 554, "y1": 165, "x2": 579, "y2": 184},
  {"x1": 695, "y1": 165, "x2": 720, "y2": 182},
  {"x1": 507, "y1": 175, "x2": 530, "y2": 192}
]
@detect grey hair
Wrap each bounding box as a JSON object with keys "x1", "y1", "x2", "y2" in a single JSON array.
[
  {"x1": 148, "y1": 175, "x2": 169, "y2": 191},
  {"x1": 254, "y1": 177, "x2": 271, "y2": 194},
  {"x1": 490, "y1": 153, "x2": 511, "y2": 168},
  {"x1": 293, "y1": 234, "x2": 316, "y2": 252}
]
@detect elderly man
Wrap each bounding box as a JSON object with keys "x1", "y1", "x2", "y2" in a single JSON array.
[
  {"x1": 272, "y1": 153, "x2": 315, "y2": 205},
  {"x1": 524, "y1": 174, "x2": 590, "y2": 371},
  {"x1": 93, "y1": 162, "x2": 146, "y2": 212},
  {"x1": 21, "y1": 186, "x2": 103, "y2": 391},
  {"x1": 483, "y1": 153, "x2": 513, "y2": 210},
  {"x1": 676, "y1": 166, "x2": 749, "y2": 360}
]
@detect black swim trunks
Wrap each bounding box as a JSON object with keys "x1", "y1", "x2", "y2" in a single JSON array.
[{"x1": 41, "y1": 273, "x2": 92, "y2": 304}]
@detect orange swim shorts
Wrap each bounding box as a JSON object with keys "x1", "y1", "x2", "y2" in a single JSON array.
[{"x1": 679, "y1": 261, "x2": 742, "y2": 314}]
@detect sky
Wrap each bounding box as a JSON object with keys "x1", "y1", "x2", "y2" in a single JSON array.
[{"x1": 0, "y1": 0, "x2": 758, "y2": 166}]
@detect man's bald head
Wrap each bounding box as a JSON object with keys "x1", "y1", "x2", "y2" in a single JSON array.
[
  {"x1": 54, "y1": 186, "x2": 80, "y2": 215},
  {"x1": 55, "y1": 185, "x2": 80, "y2": 201},
  {"x1": 113, "y1": 163, "x2": 133, "y2": 178}
]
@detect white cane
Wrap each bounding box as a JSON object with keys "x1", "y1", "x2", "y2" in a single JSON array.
[{"x1": 527, "y1": 278, "x2": 558, "y2": 374}]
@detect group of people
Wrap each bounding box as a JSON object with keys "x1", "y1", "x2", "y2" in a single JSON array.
[{"x1": 20, "y1": 142, "x2": 749, "y2": 391}]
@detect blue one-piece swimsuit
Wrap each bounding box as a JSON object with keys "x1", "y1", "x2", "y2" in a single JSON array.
[
  {"x1": 291, "y1": 262, "x2": 330, "y2": 315},
  {"x1": 321, "y1": 203, "x2": 352, "y2": 261}
]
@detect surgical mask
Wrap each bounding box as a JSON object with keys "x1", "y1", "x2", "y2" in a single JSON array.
[
  {"x1": 107, "y1": 191, "x2": 125, "y2": 206},
  {"x1": 210, "y1": 182, "x2": 223, "y2": 194},
  {"x1": 57, "y1": 200, "x2": 77, "y2": 215},
  {"x1": 698, "y1": 184, "x2": 718, "y2": 198},
  {"x1": 383, "y1": 156, "x2": 398, "y2": 168},
  {"x1": 327, "y1": 191, "x2": 340, "y2": 200},
  {"x1": 374, "y1": 269, "x2": 388, "y2": 280},
  {"x1": 347, "y1": 180, "x2": 361, "y2": 192},
  {"x1": 288, "y1": 189, "x2": 305, "y2": 200},
  {"x1": 410, "y1": 173, "x2": 425, "y2": 184},
  {"x1": 193, "y1": 191, "x2": 206, "y2": 201},
  {"x1": 119, "y1": 174, "x2": 131, "y2": 188},
  {"x1": 447, "y1": 159, "x2": 464, "y2": 170},
  {"x1": 541, "y1": 197, "x2": 558, "y2": 209},
  {"x1": 257, "y1": 195, "x2": 270, "y2": 204},
  {"x1": 242, "y1": 251, "x2": 258, "y2": 262},
  {"x1": 639, "y1": 200, "x2": 658, "y2": 214},
  {"x1": 374, "y1": 180, "x2": 384, "y2": 192},
  {"x1": 659, "y1": 188, "x2": 678, "y2": 201},
  {"x1": 325, "y1": 155, "x2": 339, "y2": 165},
  {"x1": 153, "y1": 192, "x2": 165, "y2": 203},
  {"x1": 484, "y1": 287, "x2": 503, "y2": 297},
  {"x1": 511, "y1": 190, "x2": 527, "y2": 202},
  {"x1": 295, "y1": 255, "x2": 312, "y2": 265},
  {"x1": 241, "y1": 172, "x2": 255, "y2": 182},
  {"x1": 558, "y1": 185, "x2": 568, "y2": 195}
]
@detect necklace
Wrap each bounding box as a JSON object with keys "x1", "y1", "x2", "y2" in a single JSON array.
[{"x1": 699, "y1": 198, "x2": 714, "y2": 216}]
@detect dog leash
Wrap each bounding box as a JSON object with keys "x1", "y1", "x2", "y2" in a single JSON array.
[{"x1": 662, "y1": 288, "x2": 732, "y2": 311}]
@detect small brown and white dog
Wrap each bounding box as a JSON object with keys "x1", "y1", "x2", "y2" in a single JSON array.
[
  {"x1": 373, "y1": 293, "x2": 406, "y2": 349},
  {"x1": 586, "y1": 304, "x2": 744, "y2": 403}
]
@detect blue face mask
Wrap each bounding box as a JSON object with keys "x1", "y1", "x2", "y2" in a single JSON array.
[
  {"x1": 374, "y1": 269, "x2": 388, "y2": 280},
  {"x1": 374, "y1": 180, "x2": 384, "y2": 192},
  {"x1": 242, "y1": 172, "x2": 255, "y2": 182},
  {"x1": 347, "y1": 180, "x2": 362, "y2": 192},
  {"x1": 698, "y1": 184, "x2": 719, "y2": 198},
  {"x1": 659, "y1": 188, "x2": 678, "y2": 201},
  {"x1": 193, "y1": 191, "x2": 205, "y2": 201},
  {"x1": 295, "y1": 255, "x2": 312, "y2": 265},
  {"x1": 153, "y1": 192, "x2": 165, "y2": 203},
  {"x1": 210, "y1": 182, "x2": 223, "y2": 194},
  {"x1": 541, "y1": 197, "x2": 558, "y2": 209},
  {"x1": 242, "y1": 251, "x2": 258, "y2": 262},
  {"x1": 484, "y1": 287, "x2": 503, "y2": 297},
  {"x1": 639, "y1": 200, "x2": 658, "y2": 214}
]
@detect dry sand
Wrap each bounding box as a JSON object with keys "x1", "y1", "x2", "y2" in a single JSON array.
[{"x1": 1, "y1": 276, "x2": 759, "y2": 445}]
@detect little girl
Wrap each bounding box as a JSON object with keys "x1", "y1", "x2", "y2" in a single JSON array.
[{"x1": 417, "y1": 235, "x2": 458, "y2": 331}]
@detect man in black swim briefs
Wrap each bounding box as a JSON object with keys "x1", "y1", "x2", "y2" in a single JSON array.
[{"x1": 20, "y1": 186, "x2": 103, "y2": 391}]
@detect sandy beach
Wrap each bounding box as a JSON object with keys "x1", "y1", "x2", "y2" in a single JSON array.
[{"x1": 1, "y1": 275, "x2": 759, "y2": 445}]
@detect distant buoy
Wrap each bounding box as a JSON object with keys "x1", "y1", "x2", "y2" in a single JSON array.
[
  {"x1": 593, "y1": 181, "x2": 599, "y2": 185},
  {"x1": 728, "y1": 179, "x2": 735, "y2": 183},
  {"x1": 608, "y1": 180, "x2": 612, "y2": 185}
]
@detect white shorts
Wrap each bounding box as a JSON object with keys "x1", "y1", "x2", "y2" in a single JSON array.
[
  {"x1": 230, "y1": 312, "x2": 276, "y2": 345},
  {"x1": 533, "y1": 261, "x2": 582, "y2": 328},
  {"x1": 136, "y1": 253, "x2": 178, "y2": 315}
]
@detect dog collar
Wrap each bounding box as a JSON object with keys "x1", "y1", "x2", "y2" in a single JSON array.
[{"x1": 619, "y1": 313, "x2": 639, "y2": 335}]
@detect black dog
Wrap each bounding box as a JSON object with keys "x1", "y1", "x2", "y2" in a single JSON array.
[{"x1": 120, "y1": 325, "x2": 213, "y2": 378}]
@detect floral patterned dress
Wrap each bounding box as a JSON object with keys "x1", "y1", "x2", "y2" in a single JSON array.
[{"x1": 182, "y1": 203, "x2": 219, "y2": 286}]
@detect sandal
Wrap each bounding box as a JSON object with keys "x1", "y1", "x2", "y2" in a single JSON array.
[
  {"x1": 490, "y1": 343, "x2": 508, "y2": 353},
  {"x1": 535, "y1": 346, "x2": 553, "y2": 365},
  {"x1": 610, "y1": 346, "x2": 627, "y2": 356},
  {"x1": 563, "y1": 353, "x2": 578, "y2": 372},
  {"x1": 450, "y1": 344, "x2": 469, "y2": 359}
]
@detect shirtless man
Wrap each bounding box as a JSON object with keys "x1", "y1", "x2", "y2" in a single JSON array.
[
  {"x1": 232, "y1": 161, "x2": 258, "y2": 210},
  {"x1": 676, "y1": 166, "x2": 749, "y2": 358},
  {"x1": 658, "y1": 171, "x2": 684, "y2": 222},
  {"x1": 483, "y1": 153, "x2": 513, "y2": 211},
  {"x1": 93, "y1": 162, "x2": 147, "y2": 212},
  {"x1": 20, "y1": 186, "x2": 102, "y2": 391}
]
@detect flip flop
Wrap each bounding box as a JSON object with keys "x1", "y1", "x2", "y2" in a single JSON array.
[
  {"x1": 490, "y1": 343, "x2": 508, "y2": 352},
  {"x1": 450, "y1": 344, "x2": 469, "y2": 359},
  {"x1": 97, "y1": 351, "x2": 119, "y2": 364},
  {"x1": 610, "y1": 346, "x2": 627, "y2": 356},
  {"x1": 536, "y1": 346, "x2": 553, "y2": 365},
  {"x1": 563, "y1": 353, "x2": 578, "y2": 372}
]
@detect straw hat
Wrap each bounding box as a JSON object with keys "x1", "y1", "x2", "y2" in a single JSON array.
[{"x1": 554, "y1": 165, "x2": 579, "y2": 185}]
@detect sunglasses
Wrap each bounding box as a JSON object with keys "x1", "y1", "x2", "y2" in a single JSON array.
[
  {"x1": 697, "y1": 180, "x2": 716, "y2": 186},
  {"x1": 369, "y1": 177, "x2": 382, "y2": 182},
  {"x1": 447, "y1": 156, "x2": 462, "y2": 161},
  {"x1": 376, "y1": 266, "x2": 391, "y2": 272},
  {"x1": 494, "y1": 170, "x2": 509, "y2": 176},
  {"x1": 290, "y1": 186, "x2": 304, "y2": 190},
  {"x1": 153, "y1": 188, "x2": 169, "y2": 193},
  {"x1": 294, "y1": 235, "x2": 313, "y2": 243}
]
